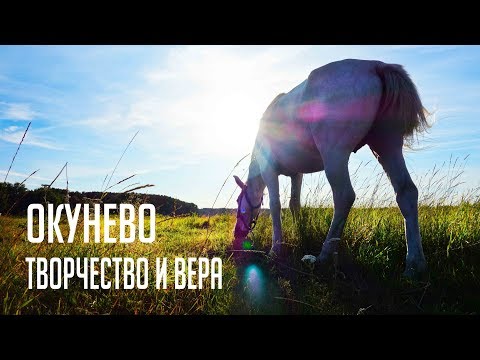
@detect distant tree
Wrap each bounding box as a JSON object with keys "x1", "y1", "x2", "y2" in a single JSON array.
[
  {"x1": 0, "y1": 182, "x2": 199, "y2": 216},
  {"x1": 0, "y1": 182, "x2": 27, "y2": 214}
]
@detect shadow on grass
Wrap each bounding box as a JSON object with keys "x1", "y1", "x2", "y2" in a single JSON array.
[{"x1": 226, "y1": 239, "x2": 476, "y2": 315}]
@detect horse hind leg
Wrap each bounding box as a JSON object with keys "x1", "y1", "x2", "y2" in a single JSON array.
[
  {"x1": 317, "y1": 150, "x2": 356, "y2": 263},
  {"x1": 289, "y1": 173, "x2": 303, "y2": 222},
  {"x1": 370, "y1": 140, "x2": 427, "y2": 277}
]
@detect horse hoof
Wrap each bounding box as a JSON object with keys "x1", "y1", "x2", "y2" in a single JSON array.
[
  {"x1": 268, "y1": 248, "x2": 279, "y2": 259},
  {"x1": 402, "y1": 258, "x2": 427, "y2": 279},
  {"x1": 316, "y1": 251, "x2": 331, "y2": 264},
  {"x1": 269, "y1": 244, "x2": 286, "y2": 259},
  {"x1": 314, "y1": 238, "x2": 340, "y2": 265}
]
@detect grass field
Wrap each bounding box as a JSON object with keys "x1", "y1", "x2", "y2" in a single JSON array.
[{"x1": 1, "y1": 201, "x2": 479, "y2": 315}]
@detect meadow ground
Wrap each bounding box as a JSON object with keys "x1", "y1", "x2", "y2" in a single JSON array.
[{"x1": 1, "y1": 203, "x2": 479, "y2": 315}]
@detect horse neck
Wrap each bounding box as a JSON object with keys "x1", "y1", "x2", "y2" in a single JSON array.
[{"x1": 246, "y1": 158, "x2": 265, "y2": 202}]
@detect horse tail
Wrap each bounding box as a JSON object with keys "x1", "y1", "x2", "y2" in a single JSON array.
[{"x1": 375, "y1": 63, "x2": 430, "y2": 145}]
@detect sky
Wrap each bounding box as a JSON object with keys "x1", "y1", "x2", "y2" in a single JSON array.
[{"x1": 0, "y1": 45, "x2": 479, "y2": 208}]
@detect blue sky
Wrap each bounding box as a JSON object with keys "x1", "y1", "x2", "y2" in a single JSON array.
[{"x1": 0, "y1": 45, "x2": 479, "y2": 208}]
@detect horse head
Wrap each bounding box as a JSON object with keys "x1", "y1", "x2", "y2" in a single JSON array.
[{"x1": 233, "y1": 175, "x2": 263, "y2": 243}]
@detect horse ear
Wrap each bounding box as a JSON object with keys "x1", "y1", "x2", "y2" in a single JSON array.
[{"x1": 233, "y1": 175, "x2": 245, "y2": 188}]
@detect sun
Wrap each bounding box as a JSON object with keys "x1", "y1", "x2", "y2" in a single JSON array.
[{"x1": 184, "y1": 63, "x2": 273, "y2": 158}]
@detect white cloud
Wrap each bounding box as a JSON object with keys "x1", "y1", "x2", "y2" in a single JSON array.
[
  {"x1": 0, "y1": 169, "x2": 50, "y2": 182},
  {"x1": 0, "y1": 127, "x2": 62, "y2": 150},
  {"x1": 4, "y1": 125, "x2": 20, "y2": 132},
  {"x1": 0, "y1": 102, "x2": 37, "y2": 120},
  {"x1": 77, "y1": 46, "x2": 319, "y2": 163}
]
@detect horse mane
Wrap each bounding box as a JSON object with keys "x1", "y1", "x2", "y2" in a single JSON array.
[
  {"x1": 247, "y1": 154, "x2": 262, "y2": 181},
  {"x1": 261, "y1": 93, "x2": 286, "y2": 119}
]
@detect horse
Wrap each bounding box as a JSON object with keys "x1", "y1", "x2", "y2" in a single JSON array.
[{"x1": 232, "y1": 58, "x2": 429, "y2": 278}]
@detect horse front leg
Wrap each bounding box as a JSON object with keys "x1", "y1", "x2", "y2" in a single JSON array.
[{"x1": 262, "y1": 171, "x2": 283, "y2": 257}]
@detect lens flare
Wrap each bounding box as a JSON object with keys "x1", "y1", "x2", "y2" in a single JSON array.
[
  {"x1": 242, "y1": 240, "x2": 253, "y2": 250},
  {"x1": 243, "y1": 264, "x2": 265, "y2": 303}
]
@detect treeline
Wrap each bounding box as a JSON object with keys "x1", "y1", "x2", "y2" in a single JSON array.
[{"x1": 0, "y1": 182, "x2": 198, "y2": 216}]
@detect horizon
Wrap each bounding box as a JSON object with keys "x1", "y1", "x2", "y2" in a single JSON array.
[{"x1": 1, "y1": 45, "x2": 479, "y2": 208}]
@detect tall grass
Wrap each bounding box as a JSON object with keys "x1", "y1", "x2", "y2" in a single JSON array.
[
  {"x1": 3, "y1": 122, "x2": 31, "y2": 184},
  {"x1": 1, "y1": 125, "x2": 479, "y2": 314},
  {"x1": 0, "y1": 214, "x2": 237, "y2": 314},
  {"x1": 247, "y1": 155, "x2": 480, "y2": 314}
]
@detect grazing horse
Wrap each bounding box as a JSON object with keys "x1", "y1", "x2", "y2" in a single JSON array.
[{"x1": 233, "y1": 59, "x2": 429, "y2": 277}]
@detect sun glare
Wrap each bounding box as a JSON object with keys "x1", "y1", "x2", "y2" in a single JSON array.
[
  {"x1": 154, "y1": 46, "x2": 304, "y2": 159},
  {"x1": 193, "y1": 65, "x2": 269, "y2": 156}
]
